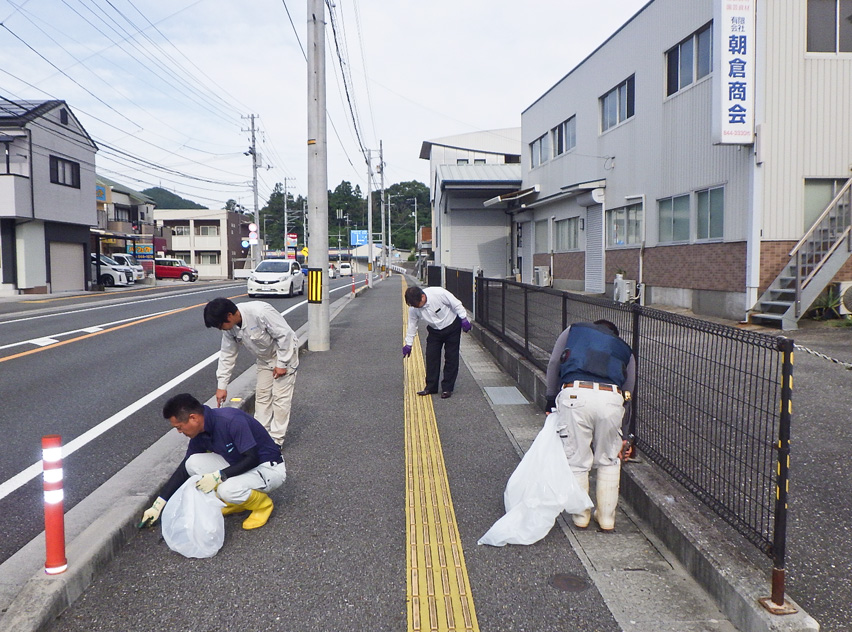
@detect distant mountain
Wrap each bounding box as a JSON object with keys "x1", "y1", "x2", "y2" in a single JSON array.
[{"x1": 142, "y1": 187, "x2": 207, "y2": 210}]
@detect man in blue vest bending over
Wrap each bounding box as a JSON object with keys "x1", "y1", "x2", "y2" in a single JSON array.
[{"x1": 545, "y1": 320, "x2": 635, "y2": 532}]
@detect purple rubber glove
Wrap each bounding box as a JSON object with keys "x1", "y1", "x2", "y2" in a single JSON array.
[
  {"x1": 460, "y1": 318, "x2": 472, "y2": 333},
  {"x1": 402, "y1": 345, "x2": 412, "y2": 358}
]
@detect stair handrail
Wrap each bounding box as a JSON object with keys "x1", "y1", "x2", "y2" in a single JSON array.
[{"x1": 789, "y1": 178, "x2": 852, "y2": 257}]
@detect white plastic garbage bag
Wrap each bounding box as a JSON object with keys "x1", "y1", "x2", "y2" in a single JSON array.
[
  {"x1": 478, "y1": 413, "x2": 592, "y2": 546},
  {"x1": 161, "y1": 475, "x2": 226, "y2": 558}
]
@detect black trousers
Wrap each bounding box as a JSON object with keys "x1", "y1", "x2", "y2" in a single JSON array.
[{"x1": 424, "y1": 317, "x2": 462, "y2": 392}]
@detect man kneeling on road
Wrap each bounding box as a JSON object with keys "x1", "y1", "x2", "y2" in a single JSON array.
[{"x1": 139, "y1": 393, "x2": 286, "y2": 531}]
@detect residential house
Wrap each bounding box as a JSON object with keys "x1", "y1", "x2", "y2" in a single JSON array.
[
  {"x1": 516, "y1": 0, "x2": 852, "y2": 328},
  {"x1": 153, "y1": 208, "x2": 249, "y2": 279},
  {"x1": 0, "y1": 99, "x2": 97, "y2": 294},
  {"x1": 95, "y1": 176, "x2": 166, "y2": 266}
]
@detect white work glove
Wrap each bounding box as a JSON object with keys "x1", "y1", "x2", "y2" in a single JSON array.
[
  {"x1": 196, "y1": 471, "x2": 222, "y2": 493},
  {"x1": 139, "y1": 497, "x2": 166, "y2": 527}
]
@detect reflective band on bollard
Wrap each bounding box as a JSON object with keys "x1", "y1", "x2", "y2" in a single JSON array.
[{"x1": 42, "y1": 435, "x2": 67, "y2": 575}]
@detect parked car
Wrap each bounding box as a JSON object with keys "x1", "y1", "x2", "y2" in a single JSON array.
[
  {"x1": 154, "y1": 257, "x2": 198, "y2": 282},
  {"x1": 110, "y1": 252, "x2": 145, "y2": 281},
  {"x1": 329, "y1": 263, "x2": 337, "y2": 278},
  {"x1": 339, "y1": 262, "x2": 352, "y2": 276},
  {"x1": 91, "y1": 253, "x2": 134, "y2": 287},
  {"x1": 247, "y1": 259, "x2": 305, "y2": 298}
]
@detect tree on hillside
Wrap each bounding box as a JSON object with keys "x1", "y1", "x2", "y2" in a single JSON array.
[
  {"x1": 384, "y1": 181, "x2": 429, "y2": 251},
  {"x1": 260, "y1": 183, "x2": 304, "y2": 252},
  {"x1": 328, "y1": 181, "x2": 367, "y2": 247},
  {"x1": 142, "y1": 187, "x2": 207, "y2": 210}
]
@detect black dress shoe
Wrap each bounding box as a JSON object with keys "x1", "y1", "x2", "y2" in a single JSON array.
[
  {"x1": 417, "y1": 389, "x2": 436, "y2": 396},
  {"x1": 440, "y1": 391, "x2": 452, "y2": 399}
]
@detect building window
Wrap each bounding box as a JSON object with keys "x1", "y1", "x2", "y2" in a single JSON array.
[
  {"x1": 173, "y1": 251, "x2": 191, "y2": 263},
  {"x1": 474, "y1": 158, "x2": 486, "y2": 164},
  {"x1": 555, "y1": 217, "x2": 580, "y2": 251},
  {"x1": 196, "y1": 251, "x2": 220, "y2": 265},
  {"x1": 49, "y1": 155, "x2": 80, "y2": 188},
  {"x1": 114, "y1": 205, "x2": 131, "y2": 222},
  {"x1": 658, "y1": 194, "x2": 690, "y2": 242},
  {"x1": 601, "y1": 75, "x2": 635, "y2": 132},
  {"x1": 696, "y1": 186, "x2": 724, "y2": 240},
  {"x1": 606, "y1": 203, "x2": 643, "y2": 247},
  {"x1": 196, "y1": 225, "x2": 219, "y2": 236},
  {"x1": 529, "y1": 133, "x2": 550, "y2": 168},
  {"x1": 807, "y1": 0, "x2": 852, "y2": 52},
  {"x1": 534, "y1": 219, "x2": 549, "y2": 253},
  {"x1": 552, "y1": 116, "x2": 576, "y2": 157},
  {"x1": 171, "y1": 225, "x2": 191, "y2": 236},
  {"x1": 666, "y1": 23, "x2": 713, "y2": 96},
  {"x1": 457, "y1": 158, "x2": 469, "y2": 165}
]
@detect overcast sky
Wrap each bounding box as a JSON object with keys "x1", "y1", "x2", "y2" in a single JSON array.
[{"x1": 0, "y1": 0, "x2": 649, "y2": 208}]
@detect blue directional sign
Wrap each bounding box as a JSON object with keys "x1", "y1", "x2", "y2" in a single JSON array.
[{"x1": 350, "y1": 229, "x2": 368, "y2": 246}]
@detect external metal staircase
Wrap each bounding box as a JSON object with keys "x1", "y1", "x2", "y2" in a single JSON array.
[{"x1": 750, "y1": 178, "x2": 852, "y2": 329}]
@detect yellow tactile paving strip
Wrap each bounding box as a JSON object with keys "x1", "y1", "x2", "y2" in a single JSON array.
[{"x1": 402, "y1": 285, "x2": 479, "y2": 632}]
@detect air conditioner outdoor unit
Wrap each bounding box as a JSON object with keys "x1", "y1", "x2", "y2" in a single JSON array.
[
  {"x1": 838, "y1": 281, "x2": 852, "y2": 315},
  {"x1": 613, "y1": 277, "x2": 637, "y2": 303},
  {"x1": 533, "y1": 266, "x2": 551, "y2": 287}
]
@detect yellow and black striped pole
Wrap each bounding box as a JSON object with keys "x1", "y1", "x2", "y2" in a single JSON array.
[{"x1": 307, "y1": 268, "x2": 323, "y2": 303}]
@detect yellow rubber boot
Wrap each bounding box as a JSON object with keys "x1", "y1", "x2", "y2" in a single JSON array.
[
  {"x1": 221, "y1": 502, "x2": 246, "y2": 516},
  {"x1": 241, "y1": 490, "x2": 274, "y2": 530},
  {"x1": 572, "y1": 471, "x2": 591, "y2": 528}
]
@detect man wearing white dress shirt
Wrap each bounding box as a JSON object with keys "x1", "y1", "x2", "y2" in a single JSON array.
[{"x1": 402, "y1": 285, "x2": 471, "y2": 399}]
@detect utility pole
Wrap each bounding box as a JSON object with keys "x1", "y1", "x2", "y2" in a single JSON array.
[
  {"x1": 379, "y1": 141, "x2": 386, "y2": 277},
  {"x1": 243, "y1": 114, "x2": 261, "y2": 266},
  {"x1": 307, "y1": 0, "x2": 329, "y2": 350},
  {"x1": 366, "y1": 148, "x2": 374, "y2": 288},
  {"x1": 282, "y1": 177, "x2": 294, "y2": 257},
  {"x1": 409, "y1": 197, "x2": 418, "y2": 263}
]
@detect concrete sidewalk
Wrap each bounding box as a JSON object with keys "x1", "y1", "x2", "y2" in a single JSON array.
[{"x1": 0, "y1": 275, "x2": 819, "y2": 631}]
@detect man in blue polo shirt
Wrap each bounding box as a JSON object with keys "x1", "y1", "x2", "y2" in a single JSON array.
[{"x1": 139, "y1": 393, "x2": 286, "y2": 531}]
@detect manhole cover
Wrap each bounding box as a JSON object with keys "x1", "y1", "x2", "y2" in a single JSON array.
[{"x1": 548, "y1": 573, "x2": 589, "y2": 592}]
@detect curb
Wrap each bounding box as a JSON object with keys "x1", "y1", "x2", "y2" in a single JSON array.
[{"x1": 469, "y1": 323, "x2": 819, "y2": 632}]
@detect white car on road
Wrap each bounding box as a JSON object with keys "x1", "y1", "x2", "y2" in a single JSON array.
[
  {"x1": 247, "y1": 259, "x2": 305, "y2": 298},
  {"x1": 339, "y1": 262, "x2": 352, "y2": 276}
]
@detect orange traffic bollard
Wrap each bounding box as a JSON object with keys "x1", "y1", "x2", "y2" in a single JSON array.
[{"x1": 42, "y1": 435, "x2": 67, "y2": 575}]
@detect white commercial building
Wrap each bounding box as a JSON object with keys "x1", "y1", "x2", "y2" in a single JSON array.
[
  {"x1": 420, "y1": 128, "x2": 522, "y2": 279},
  {"x1": 516, "y1": 0, "x2": 852, "y2": 328}
]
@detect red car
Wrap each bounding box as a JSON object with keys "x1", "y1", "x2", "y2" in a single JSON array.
[{"x1": 153, "y1": 258, "x2": 198, "y2": 282}]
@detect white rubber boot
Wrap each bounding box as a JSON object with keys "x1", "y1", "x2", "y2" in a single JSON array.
[
  {"x1": 572, "y1": 471, "x2": 591, "y2": 528},
  {"x1": 593, "y1": 464, "x2": 621, "y2": 531}
]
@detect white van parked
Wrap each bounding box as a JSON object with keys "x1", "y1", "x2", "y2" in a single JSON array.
[
  {"x1": 110, "y1": 253, "x2": 145, "y2": 281},
  {"x1": 91, "y1": 253, "x2": 134, "y2": 287}
]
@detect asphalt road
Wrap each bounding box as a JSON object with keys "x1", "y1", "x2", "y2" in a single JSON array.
[{"x1": 0, "y1": 276, "x2": 358, "y2": 566}]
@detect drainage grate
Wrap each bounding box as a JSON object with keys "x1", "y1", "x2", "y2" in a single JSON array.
[{"x1": 548, "y1": 573, "x2": 589, "y2": 592}]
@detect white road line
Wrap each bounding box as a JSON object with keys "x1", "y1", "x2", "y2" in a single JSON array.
[
  {"x1": 0, "y1": 286, "x2": 349, "y2": 500},
  {"x1": 0, "y1": 351, "x2": 220, "y2": 502}
]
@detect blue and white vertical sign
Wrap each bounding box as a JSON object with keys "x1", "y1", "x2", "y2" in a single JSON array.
[{"x1": 712, "y1": 0, "x2": 755, "y2": 144}]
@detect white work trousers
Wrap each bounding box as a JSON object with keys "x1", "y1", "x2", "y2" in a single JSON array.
[
  {"x1": 254, "y1": 366, "x2": 296, "y2": 444},
  {"x1": 554, "y1": 385, "x2": 625, "y2": 473},
  {"x1": 186, "y1": 453, "x2": 286, "y2": 505}
]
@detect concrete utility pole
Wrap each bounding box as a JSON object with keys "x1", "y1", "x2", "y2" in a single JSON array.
[
  {"x1": 379, "y1": 141, "x2": 386, "y2": 277},
  {"x1": 366, "y1": 148, "x2": 374, "y2": 289},
  {"x1": 307, "y1": 0, "x2": 329, "y2": 350},
  {"x1": 282, "y1": 176, "x2": 294, "y2": 256},
  {"x1": 409, "y1": 197, "x2": 418, "y2": 260},
  {"x1": 244, "y1": 114, "x2": 261, "y2": 266}
]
